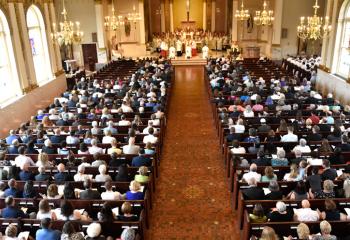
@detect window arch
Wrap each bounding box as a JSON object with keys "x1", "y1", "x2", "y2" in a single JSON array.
[
  {"x1": 26, "y1": 5, "x2": 52, "y2": 85},
  {"x1": 0, "y1": 9, "x2": 21, "y2": 106},
  {"x1": 334, "y1": 0, "x2": 350, "y2": 78}
]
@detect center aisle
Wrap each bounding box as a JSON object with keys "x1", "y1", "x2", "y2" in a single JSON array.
[{"x1": 148, "y1": 66, "x2": 239, "y2": 239}]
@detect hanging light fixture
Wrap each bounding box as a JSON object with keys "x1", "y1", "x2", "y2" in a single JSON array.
[
  {"x1": 104, "y1": 0, "x2": 124, "y2": 31},
  {"x1": 127, "y1": 3, "x2": 141, "y2": 24},
  {"x1": 254, "y1": 1, "x2": 274, "y2": 26},
  {"x1": 51, "y1": 0, "x2": 83, "y2": 46},
  {"x1": 235, "y1": 0, "x2": 249, "y2": 21},
  {"x1": 297, "y1": 0, "x2": 331, "y2": 40}
]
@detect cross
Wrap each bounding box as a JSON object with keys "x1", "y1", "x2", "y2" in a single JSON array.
[{"x1": 186, "y1": 0, "x2": 190, "y2": 22}]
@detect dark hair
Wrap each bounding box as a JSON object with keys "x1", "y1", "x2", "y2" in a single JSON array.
[
  {"x1": 253, "y1": 203, "x2": 265, "y2": 218},
  {"x1": 18, "y1": 146, "x2": 25, "y2": 155},
  {"x1": 115, "y1": 164, "x2": 129, "y2": 182},
  {"x1": 79, "y1": 143, "x2": 88, "y2": 152},
  {"x1": 23, "y1": 180, "x2": 36, "y2": 198},
  {"x1": 60, "y1": 200, "x2": 74, "y2": 219},
  {"x1": 98, "y1": 202, "x2": 114, "y2": 222},
  {"x1": 63, "y1": 182, "x2": 75, "y2": 199},
  {"x1": 62, "y1": 221, "x2": 76, "y2": 235},
  {"x1": 41, "y1": 218, "x2": 51, "y2": 229},
  {"x1": 294, "y1": 181, "x2": 307, "y2": 195}
]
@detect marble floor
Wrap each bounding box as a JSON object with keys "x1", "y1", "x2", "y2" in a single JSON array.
[{"x1": 147, "y1": 66, "x2": 239, "y2": 239}]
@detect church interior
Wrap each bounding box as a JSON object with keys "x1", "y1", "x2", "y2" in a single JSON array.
[{"x1": 0, "y1": 0, "x2": 350, "y2": 239}]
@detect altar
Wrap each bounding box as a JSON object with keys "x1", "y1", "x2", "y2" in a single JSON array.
[{"x1": 181, "y1": 20, "x2": 196, "y2": 30}]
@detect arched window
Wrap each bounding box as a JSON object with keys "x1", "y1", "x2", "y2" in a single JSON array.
[
  {"x1": 0, "y1": 9, "x2": 21, "y2": 106},
  {"x1": 26, "y1": 5, "x2": 52, "y2": 85},
  {"x1": 334, "y1": 0, "x2": 350, "y2": 78}
]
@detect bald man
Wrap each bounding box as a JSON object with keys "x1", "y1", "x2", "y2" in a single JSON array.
[{"x1": 294, "y1": 200, "x2": 320, "y2": 222}]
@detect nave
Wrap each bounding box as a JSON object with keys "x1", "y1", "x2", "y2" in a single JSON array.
[{"x1": 148, "y1": 66, "x2": 238, "y2": 239}]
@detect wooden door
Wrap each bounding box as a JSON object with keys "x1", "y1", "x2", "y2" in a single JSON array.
[{"x1": 82, "y1": 43, "x2": 98, "y2": 71}]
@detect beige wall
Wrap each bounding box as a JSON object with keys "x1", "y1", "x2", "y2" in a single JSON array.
[
  {"x1": 0, "y1": 74, "x2": 67, "y2": 138},
  {"x1": 173, "y1": 0, "x2": 203, "y2": 29},
  {"x1": 280, "y1": 0, "x2": 325, "y2": 57},
  {"x1": 54, "y1": 0, "x2": 97, "y2": 44}
]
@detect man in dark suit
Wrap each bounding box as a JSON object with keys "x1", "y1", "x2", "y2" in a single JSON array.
[
  {"x1": 308, "y1": 126, "x2": 323, "y2": 142},
  {"x1": 19, "y1": 163, "x2": 34, "y2": 181},
  {"x1": 257, "y1": 118, "x2": 271, "y2": 133},
  {"x1": 318, "y1": 118, "x2": 331, "y2": 132},
  {"x1": 53, "y1": 164, "x2": 73, "y2": 183},
  {"x1": 226, "y1": 127, "x2": 241, "y2": 143},
  {"x1": 340, "y1": 135, "x2": 350, "y2": 152},
  {"x1": 251, "y1": 150, "x2": 271, "y2": 166},
  {"x1": 242, "y1": 177, "x2": 265, "y2": 200},
  {"x1": 79, "y1": 179, "x2": 101, "y2": 200},
  {"x1": 132, "y1": 149, "x2": 152, "y2": 167},
  {"x1": 1, "y1": 196, "x2": 27, "y2": 218},
  {"x1": 321, "y1": 159, "x2": 337, "y2": 181},
  {"x1": 35, "y1": 166, "x2": 52, "y2": 181}
]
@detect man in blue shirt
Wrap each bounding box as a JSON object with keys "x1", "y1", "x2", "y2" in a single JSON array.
[
  {"x1": 5, "y1": 130, "x2": 20, "y2": 145},
  {"x1": 19, "y1": 163, "x2": 34, "y2": 181},
  {"x1": 4, "y1": 179, "x2": 21, "y2": 198},
  {"x1": 36, "y1": 218, "x2": 61, "y2": 240},
  {"x1": 1, "y1": 196, "x2": 27, "y2": 218}
]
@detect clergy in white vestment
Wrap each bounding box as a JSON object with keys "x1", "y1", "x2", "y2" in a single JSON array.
[
  {"x1": 216, "y1": 36, "x2": 223, "y2": 51},
  {"x1": 169, "y1": 46, "x2": 176, "y2": 59},
  {"x1": 202, "y1": 45, "x2": 209, "y2": 59},
  {"x1": 185, "y1": 44, "x2": 192, "y2": 59},
  {"x1": 176, "y1": 39, "x2": 183, "y2": 57}
]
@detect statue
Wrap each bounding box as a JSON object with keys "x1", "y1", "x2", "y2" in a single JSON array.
[{"x1": 124, "y1": 17, "x2": 131, "y2": 37}]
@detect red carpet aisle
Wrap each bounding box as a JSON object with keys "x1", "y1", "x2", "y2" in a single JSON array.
[{"x1": 148, "y1": 66, "x2": 239, "y2": 239}]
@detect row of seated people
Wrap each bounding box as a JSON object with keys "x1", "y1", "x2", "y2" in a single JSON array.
[
  {"x1": 206, "y1": 57, "x2": 350, "y2": 239},
  {"x1": 0, "y1": 58, "x2": 172, "y2": 240}
]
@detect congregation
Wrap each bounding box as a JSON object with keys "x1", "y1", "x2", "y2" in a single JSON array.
[
  {"x1": 0, "y1": 58, "x2": 172, "y2": 240},
  {"x1": 207, "y1": 56, "x2": 350, "y2": 240}
]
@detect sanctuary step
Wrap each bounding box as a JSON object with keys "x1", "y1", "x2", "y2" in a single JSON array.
[{"x1": 171, "y1": 56, "x2": 207, "y2": 66}]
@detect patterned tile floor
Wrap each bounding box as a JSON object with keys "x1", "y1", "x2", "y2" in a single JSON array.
[{"x1": 147, "y1": 66, "x2": 239, "y2": 239}]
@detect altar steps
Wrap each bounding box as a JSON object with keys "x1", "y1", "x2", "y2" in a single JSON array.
[{"x1": 171, "y1": 57, "x2": 207, "y2": 66}]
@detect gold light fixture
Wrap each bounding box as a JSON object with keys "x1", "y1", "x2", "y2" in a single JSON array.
[
  {"x1": 297, "y1": 0, "x2": 331, "y2": 40},
  {"x1": 254, "y1": 1, "x2": 274, "y2": 26},
  {"x1": 235, "y1": 0, "x2": 249, "y2": 21},
  {"x1": 127, "y1": 4, "x2": 141, "y2": 24},
  {"x1": 104, "y1": 0, "x2": 124, "y2": 31},
  {"x1": 51, "y1": 0, "x2": 83, "y2": 46}
]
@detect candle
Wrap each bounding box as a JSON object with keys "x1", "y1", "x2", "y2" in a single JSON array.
[{"x1": 186, "y1": 0, "x2": 190, "y2": 12}]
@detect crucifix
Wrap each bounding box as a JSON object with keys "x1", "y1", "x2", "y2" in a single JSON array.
[{"x1": 186, "y1": 0, "x2": 190, "y2": 22}]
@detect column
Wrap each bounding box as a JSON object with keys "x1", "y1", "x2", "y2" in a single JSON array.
[
  {"x1": 169, "y1": 0, "x2": 174, "y2": 32},
  {"x1": 17, "y1": 2, "x2": 37, "y2": 86},
  {"x1": 326, "y1": 0, "x2": 338, "y2": 69},
  {"x1": 211, "y1": 0, "x2": 216, "y2": 32},
  {"x1": 95, "y1": 0, "x2": 106, "y2": 49},
  {"x1": 272, "y1": 0, "x2": 283, "y2": 45},
  {"x1": 160, "y1": 0, "x2": 166, "y2": 32},
  {"x1": 203, "y1": 0, "x2": 207, "y2": 31},
  {"x1": 231, "y1": 0, "x2": 238, "y2": 42},
  {"x1": 8, "y1": 2, "x2": 29, "y2": 92},
  {"x1": 49, "y1": 1, "x2": 63, "y2": 71},
  {"x1": 321, "y1": 0, "x2": 333, "y2": 66},
  {"x1": 139, "y1": 0, "x2": 146, "y2": 43},
  {"x1": 43, "y1": 2, "x2": 57, "y2": 76}
]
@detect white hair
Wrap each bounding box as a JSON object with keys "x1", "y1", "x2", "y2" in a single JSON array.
[
  {"x1": 276, "y1": 201, "x2": 286, "y2": 213},
  {"x1": 86, "y1": 223, "x2": 101, "y2": 238}
]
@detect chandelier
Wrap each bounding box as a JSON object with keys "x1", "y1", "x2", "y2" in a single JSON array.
[
  {"x1": 254, "y1": 1, "x2": 274, "y2": 26},
  {"x1": 127, "y1": 4, "x2": 141, "y2": 23},
  {"x1": 235, "y1": 0, "x2": 249, "y2": 21},
  {"x1": 104, "y1": 0, "x2": 124, "y2": 31},
  {"x1": 297, "y1": 0, "x2": 331, "y2": 40},
  {"x1": 51, "y1": 0, "x2": 83, "y2": 46}
]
